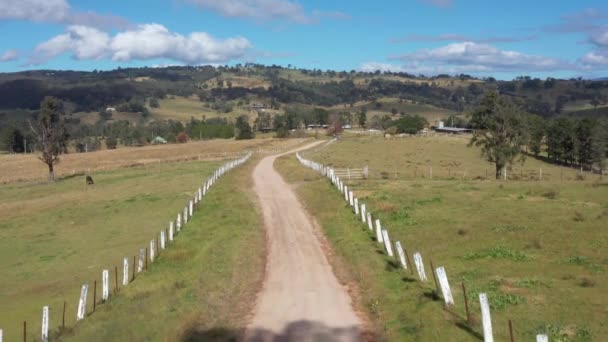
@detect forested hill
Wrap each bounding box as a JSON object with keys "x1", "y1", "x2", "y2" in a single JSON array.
[{"x1": 1, "y1": 64, "x2": 608, "y2": 120}]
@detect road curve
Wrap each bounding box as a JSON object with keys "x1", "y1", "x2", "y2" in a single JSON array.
[{"x1": 244, "y1": 141, "x2": 362, "y2": 342}]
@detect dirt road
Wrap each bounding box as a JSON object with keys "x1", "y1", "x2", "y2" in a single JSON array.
[{"x1": 244, "y1": 142, "x2": 362, "y2": 341}]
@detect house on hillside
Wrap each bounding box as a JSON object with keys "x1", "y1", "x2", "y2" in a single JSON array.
[
  {"x1": 250, "y1": 103, "x2": 267, "y2": 110},
  {"x1": 432, "y1": 120, "x2": 473, "y2": 134}
]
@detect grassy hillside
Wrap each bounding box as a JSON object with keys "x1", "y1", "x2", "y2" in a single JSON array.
[{"x1": 277, "y1": 135, "x2": 607, "y2": 341}]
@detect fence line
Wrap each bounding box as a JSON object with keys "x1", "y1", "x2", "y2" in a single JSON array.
[
  {"x1": 2, "y1": 152, "x2": 252, "y2": 342},
  {"x1": 296, "y1": 152, "x2": 552, "y2": 342}
]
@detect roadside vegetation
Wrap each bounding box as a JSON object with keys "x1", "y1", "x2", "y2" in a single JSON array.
[{"x1": 276, "y1": 135, "x2": 607, "y2": 341}]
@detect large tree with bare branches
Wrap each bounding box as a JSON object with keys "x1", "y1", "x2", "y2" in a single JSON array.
[{"x1": 29, "y1": 97, "x2": 68, "y2": 181}]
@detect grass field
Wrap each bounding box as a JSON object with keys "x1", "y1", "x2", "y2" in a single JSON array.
[
  {"x1": 150, "y1": 95, "x2": 250, "y2": 122},
  {"x1": 0, "y1": 159, "x2": 222, "y2": 341},
  {"x1": 0, "y1": 138, "x2": 306, "y2": 184},
  {"x1": 276, "y1": 135, "x2": 608, "y2": 341},
  {"x1": 0, "y1": 138, "x2": 308, "y2": 341},
  {"x1": 60, "y1": 154, "x2": 265, "y2": 341}
]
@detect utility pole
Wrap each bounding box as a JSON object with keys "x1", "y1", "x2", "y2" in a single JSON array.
[{"x1": 23, "y1": 138, "x2": 27, "y2": 154}]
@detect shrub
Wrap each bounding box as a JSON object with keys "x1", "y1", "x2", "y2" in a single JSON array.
[
  {"x1": 105, "y1": 137, "x2": 118, "y2": 149},
  {"x1": 176, "y1": 132, "x2": 189, "y2": 143}
]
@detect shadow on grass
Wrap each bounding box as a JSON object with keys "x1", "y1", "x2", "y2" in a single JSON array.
[
  {"x1": 385, "y1": 260, "x2": 400, "y2": 271},
  {"x1": 454, "y1": 321, "x2": 484, "y2": 341},
  {"x1": 182, "y1": 320, "x2": 375, "y2": 342},
  {"x1": 401, "y1": 276, "x2": 417, "y2": 283}
]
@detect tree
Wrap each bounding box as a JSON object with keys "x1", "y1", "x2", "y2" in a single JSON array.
[
  {"x1": 149, "y1": 97, "x2": 160, "y2": 108},
  {"x1": 357, "y1": 107, "x2": 367, "y2": 127},
  {"x1": 176, "y1": 132, "x2": 189, "y2": 143},
  {"x1": 393, "y1": 115, "x2": 428, "y2": 134},
  {"x1": 0, "y1": 126, "x2": 25, "y2": 153},
  {"x1": 29, "y1": 97, "x2": 68, "y2": 181},
  {"x1": 106, "y1": 137, "x2": 118, "y2": 149},
  {"x1": 235, "y1": 115, "x2": 254, "y2": 140},
  {"x1": 469, "y1": 92, "x2": 528, "y2": 179},
  {"x1": 526, "y1": 114, "x2": 545, "y2": 157}
]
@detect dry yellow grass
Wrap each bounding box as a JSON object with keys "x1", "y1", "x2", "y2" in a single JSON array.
[{"x1": 0, "y1": 138, "x2": 309, "y2": 184}]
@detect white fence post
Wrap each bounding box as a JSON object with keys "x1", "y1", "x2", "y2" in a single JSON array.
[
  {"x1": 354, "y1": 198, "x2": 359, "y2": 215},
  {"x1": 435, "y1": 267, "x2": 454, "y2": 306},
  {"x1": 169, "y1": 222, "x2": 174, "y2": 241},
  {"x1": 413, "y1": 252, "x2": 427, "y2": 281},
  {"x1": 395, "y1": 242, "x2": 407, "y2": 269},
  {"x1": 77, "y1": 284, "x2": 88, "y2": 321},
  {"x1": 375, "y1": 219, "x2": 383, "y2": 243},
  {"x1": 536, "y1": 335, "x2": 548, "y2": 342},
  {"x1": 102, "y1": 270, "x2": 109, "y2": 301},
  {"x1": 382, "y1": 229, "x2": 394, "y2": 257},
  {"x1": 123, "y1": 257, "x2": 129, "y2": 285},
  {"x1": 480, "y1": 293, "x2": 494, "y2": 342},
  {"x1": 367, "y1": 212, "x2": 373, "y2": 230},
  {"x1": 150, "y1": 240, "x2": 155, "y2": 263},
  {"x1": 41, "y1": 306, "x2": 49, "y2": 342},
  {"x1": 361, "y1": 204, "x2": 367, "y2": 223},
  {"x1": 137, "y1": 249, "x2": 144, "y2": 273},
  {"x1": 160, "y1": 230, "x2": 166, "y2": 249}
]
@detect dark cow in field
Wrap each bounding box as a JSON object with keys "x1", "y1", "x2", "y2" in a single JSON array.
[{"x1": 86, "y1": 175, "x2": 95, "y2": 185}]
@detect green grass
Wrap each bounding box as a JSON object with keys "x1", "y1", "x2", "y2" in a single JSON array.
[
  {"x1": 276, "y1": 135, "x2": 607, "y2": 341},
  {"x1": 60, "y1": 157, "x2": 265, "y2": 341},
  {"x1": 150, "y1": 95, "x2": 250, "y2": 122},
  {"x1": 0, "y1": 157, "x2": 264, "y2": 341}
]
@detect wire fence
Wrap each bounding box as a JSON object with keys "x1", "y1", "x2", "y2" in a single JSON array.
[
  {"x1": 0, "y1": 152, "x2": 252, "y2": 342},
  {"x1": 296, "y1": 152, "x2": 552, "y2": 342}
]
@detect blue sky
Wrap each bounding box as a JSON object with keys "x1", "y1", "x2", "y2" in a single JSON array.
[{"x1": 0, "y1": 0, "x2": 607, "y2": 79}]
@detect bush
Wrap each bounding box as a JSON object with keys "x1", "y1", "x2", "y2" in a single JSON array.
[
  {"x1": 106, "y1": 137, "x2": 118, "y2": 149},
  {"x1": 176, "y1": 132, "x2": 189, "y2": 143}
]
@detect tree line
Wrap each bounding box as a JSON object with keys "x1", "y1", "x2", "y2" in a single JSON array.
[{"x1": 470, "y1": 92, "x2": 607, "y2": 179}]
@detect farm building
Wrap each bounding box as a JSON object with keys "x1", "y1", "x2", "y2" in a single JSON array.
[{"x1": 432, "y1": 121, "x2": 473, "y2": 134}]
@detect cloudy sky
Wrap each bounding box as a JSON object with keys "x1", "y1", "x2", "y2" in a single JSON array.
[{"x1": 0, "y1": 0, "x2": 607, "y2": 79}]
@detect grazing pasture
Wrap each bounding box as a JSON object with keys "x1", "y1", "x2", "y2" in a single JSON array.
[
  {"x1": 0, "y1": 138, "x2": 302, "y2": 341},
  {"x1": 0, "y1": 138, "x2": 306, "y2": 184},
  {"x1": 276, "y1": 135, "x2": 607, "y2": 341}
]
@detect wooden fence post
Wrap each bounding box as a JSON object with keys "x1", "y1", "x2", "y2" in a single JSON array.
[
  {"x1": 145, "y1": 247, "x2": 148, "y2": 270},
  {"x1": 23, "y1": 321, "x2": 26, "y2": 342},
  {"x1": 115, "y1": 266, "x2": 119, "y2": 293},
  {"x1": 62, "y1": 301, "x2": 66, "y2": 330},
  {"x1": 430, "y1": 260, "x2": 440, "y2": 297},
  {"x1": 509, "y1": 320, "x2": 515, "y2": 342},
  {"x1": 404, "y1": 247, "x2": 414, "y2": 275},
  {"x1": 462, "y1": 283, "x2": 471, "y2": 325},
  {"x1": 132, "y1": 256, "x2": 136, "y2": 281},
  {"x1": 93, "y1": 280, "x2": 97, "y2": 312}
]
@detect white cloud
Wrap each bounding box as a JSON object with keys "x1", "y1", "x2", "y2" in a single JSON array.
[
  {"x1": 0, "y1": 0, "x2": 69, "y2": 22},
  {"x1": 390, "y1": 42, "x2": 570, "y2": 73},
  {"x1": 590, "y1": 29, "x2": 608, "y2": 47},
  {"x1": 30, "y1": 24, "x2": 252, "y2": 65},
  {"x1": 391, "y1": 34, "x2": 538, "y2": 44},
  {"x1": 581, "y1": 50, "x2": 608, "y2": 65},
  {"x1": 186, "y1": 0, "x2": 310, "y2": 23},
  {"x1": 0, "y1": 0, "x2": 129, "y2": 29},
  {"x1": 0, "y1": 49, "x2": 19, "y2": 62},
  {"x1": 184, "y1": 0, "x2": 349, "y2": 24},
  {"x1": 359, "y1": 62, "x2": 407, "y2": 73}
]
